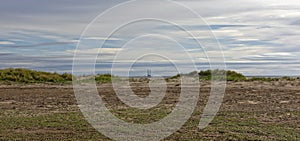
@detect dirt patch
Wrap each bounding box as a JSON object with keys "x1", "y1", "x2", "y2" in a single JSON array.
[{"x1": 0, "y1": 80, "x2": 299, "y2": 140}]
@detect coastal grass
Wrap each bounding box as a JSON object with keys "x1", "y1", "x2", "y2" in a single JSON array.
[
  {"x1": 0, "y1": 68, "x2": 72, "y2": 84},
  {"x1": 0, "y1": 68, "x2": 297, "y2": 84},
  {"x1": 0, "y1": 109, "x2": 298, "y2": 140}
]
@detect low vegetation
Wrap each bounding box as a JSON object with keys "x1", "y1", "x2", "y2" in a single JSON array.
[
  {"x1": 77, "y1": 74, "x2": 119, "y2": 84},
  {"x1": 248, "y1": 77, "x2": 279, "y2": 82},
  {"x1": 95, "y1": 74, "x2": 117, "y2": 83},
  {"x1": 0, "y1": 110, "x2": 299, "y2": 140},
  {"x1": 199, "y1": 70, "x2": 246, "y2": 81},
  {"x1": 0, "y1": 68, "x2": 297, "y2": 84},
  {"x1": 167, "y1": 70, "x2": 247, "y2": 82},
  {"x1": 167, "y1": 70, "x2": 297, "y2": 82},
  {"x1": 0, "y1": 68, "x2": 72, "y2": 84}
]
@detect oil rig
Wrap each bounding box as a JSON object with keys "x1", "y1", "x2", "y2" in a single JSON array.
[{"x1": 147, "y1": 69, "x2": 152, "y2": 78}]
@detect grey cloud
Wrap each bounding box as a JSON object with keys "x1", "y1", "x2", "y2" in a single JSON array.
[
  {"x1": 0, "y1": 53, "x2": 14, "y2": 56},
  {"x1": 1, "y1": 0, "x2": 300, "y2": 76},
  {"x1": 1, "y1": 41, "x2": 76, "y2": 48}
]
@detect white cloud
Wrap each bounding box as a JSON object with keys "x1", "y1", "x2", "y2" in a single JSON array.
[
  {"x1": 83, "y1": 37, "x2": 121, "y2": 41},
  {"x1": 263, "y1": 52, "x2": 294, "y2": 56},
  {"x1": 0, "y1": 41, "x2": 15, "y2": 45},
  {"x1": 67, "y1": 48, "x2": 122, "y2": 55}
]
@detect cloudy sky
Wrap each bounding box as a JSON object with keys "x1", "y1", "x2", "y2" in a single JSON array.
[{"x1": 0, "y1": 0, "x2": 299, "y2": 76}]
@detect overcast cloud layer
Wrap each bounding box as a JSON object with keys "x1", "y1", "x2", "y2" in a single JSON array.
[{"x1": 0, "y1": 0, "x2": 299, "y2": 76}]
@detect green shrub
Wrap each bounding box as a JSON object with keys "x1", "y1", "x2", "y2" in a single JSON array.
[
  {"x1": 168, "y1": 70, "x2": 246, "y2": 82},
  {"x1": 169, "y1": 74, "x2": 182, "y2": 79},
  {"x1": 248, "y1": 76, "x2": 296, "y2": 82},
  {"x1": 199, "y1": 70, "x2": 246, "y2": 81},
  {"x1": 281, "y1": 76, "x2": 295, "y2": 81},
  {"x1": 165, "y1": 73, "x2": 182, "y2": 82},
  {"x1": 95, "y1": 74, "x2": 118, "y2": 83},
  {"x1": 0, "y1": 68, "x2": 73, "y2": 84}
]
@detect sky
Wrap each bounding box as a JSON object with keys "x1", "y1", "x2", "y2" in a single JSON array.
[{"x1": 0, "y1": 0, "x2": 300, "y2": 76}]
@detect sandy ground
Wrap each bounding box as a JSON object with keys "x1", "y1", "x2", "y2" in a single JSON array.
[{"x1": 0, "y1": 80, "x2": 299, "y2": 140}]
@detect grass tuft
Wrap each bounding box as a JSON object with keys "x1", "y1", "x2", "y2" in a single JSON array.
[{"x1": 0, "y1": 68, "x2": 73, "y2": 84}]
